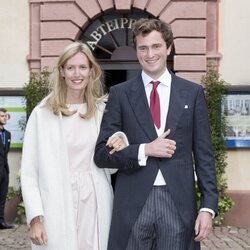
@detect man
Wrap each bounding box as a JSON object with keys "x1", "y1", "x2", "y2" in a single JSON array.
[
  {"x1": 0, "y1": 108, "x2": 13, "y2": 229},
  {"x1": 94, "y1": 18, "x2": 218, "y2": 250}
]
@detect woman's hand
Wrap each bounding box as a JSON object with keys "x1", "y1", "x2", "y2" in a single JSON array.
[
  {"x1": 106, "y1": 134, "x2": 128, "y2": 154},
  {"x1": 30, "y1": 216, "x2": 48, "y2": 246}
]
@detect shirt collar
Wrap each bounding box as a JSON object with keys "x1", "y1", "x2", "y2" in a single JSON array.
[{"x1": 141, "y1": 69, "x2": 171, "y2": 88}]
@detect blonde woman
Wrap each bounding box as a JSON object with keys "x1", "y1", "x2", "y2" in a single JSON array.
[{"x1": 21, "y1": 42, "x2": 126, "y2": 250}]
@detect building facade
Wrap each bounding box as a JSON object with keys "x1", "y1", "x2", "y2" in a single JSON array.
[{"x1": 1, "y1": 0, "x2": 250, "y2": 226}]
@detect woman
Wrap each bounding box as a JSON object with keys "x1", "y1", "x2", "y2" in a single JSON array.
[{"x1": 21, "y1": 42, "x2": 126, "y2": 250}]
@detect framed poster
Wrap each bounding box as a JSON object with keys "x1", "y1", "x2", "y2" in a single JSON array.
[
  {"x1": 0, "y1": 90, "x2": 26, "y2": 149},
  {"x1": 222, "y1": 85, "x2": 250, "y2": 148}
]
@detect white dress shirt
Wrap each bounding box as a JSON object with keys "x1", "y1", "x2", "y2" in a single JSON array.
[{"x1": 138, "y1": 69, "x2": 171, "y2": 185}]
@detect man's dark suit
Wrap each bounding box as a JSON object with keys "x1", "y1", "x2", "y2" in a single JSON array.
[
  {"x1": 94, "y1": 72, "x2": 218, "y2": 250},
  {"x1": 0, "y1": 128, "x2": 11, "y2": 222}
]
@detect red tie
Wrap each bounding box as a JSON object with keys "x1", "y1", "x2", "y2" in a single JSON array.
[{"x1": 150, "y1": 81, "x2": 161, "y2": 129}]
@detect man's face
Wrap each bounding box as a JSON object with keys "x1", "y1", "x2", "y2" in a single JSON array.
[
  {"x1": 0, "y1": 111, "x2": 7, "y2": 126},
  {"x1": 136, "y1": 30, "x2": 171, "y2": 79}
]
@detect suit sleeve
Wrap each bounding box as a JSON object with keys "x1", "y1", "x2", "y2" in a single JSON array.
[
  {"x1": 193, "y1": 86, "x2": 218, "y2": 213},
  {"x1": 94, "y1": 86, "x2": 141, "y2": 170}
]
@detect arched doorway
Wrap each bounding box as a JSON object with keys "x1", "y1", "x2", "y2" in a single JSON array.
[
  {"x1": 78, "y1": 9, "x2": 174, "y2": 91},
  {"x1": 29, "y1": 0, "x2": 218, "y2": 83}
]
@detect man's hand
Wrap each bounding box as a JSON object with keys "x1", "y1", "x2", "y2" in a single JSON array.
[
  {"x1": 144, "y1": 129, "x2": 176, "y2": 158},
  {"x1": 194, "y1": 211, "x2": 213, "y2": 242},
  {"x1": 30, "y1": 216, "x2": 48, "y2": 246}
]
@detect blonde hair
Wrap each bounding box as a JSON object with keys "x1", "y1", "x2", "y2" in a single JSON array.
[{"x1": 46, "y1": 42, "x2": 105, "y2": 119}]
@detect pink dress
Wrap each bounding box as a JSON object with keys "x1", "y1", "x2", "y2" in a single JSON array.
[{"x1": 63, "y1": 103, "x2": 99, "y2": 250}]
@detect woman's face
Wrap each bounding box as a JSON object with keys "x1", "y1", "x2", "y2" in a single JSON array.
[{"x1": 61, "y1": 51, "x2": 92, "y2": 95}]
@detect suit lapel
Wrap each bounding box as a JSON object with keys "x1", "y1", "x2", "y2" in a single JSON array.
[
  {"x1": 125, "y1": 73, "x2": 188, "y2": 141},
  {"x1": 165, "y1": 74, "x2": 187, "y2": 138},
  {"x1": 126, "y1": 75, "x2": 158, "y2": 141}
]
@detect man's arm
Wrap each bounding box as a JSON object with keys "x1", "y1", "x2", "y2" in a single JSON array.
[
  {"x1": 94, "y1": 86, "x2": 141, "y2": 170},
  {"x1": 193, "y1": 86, "x2": 218, "y2": 212},
  {"x1": 94, "y1": 86, "x2": 177, "y2": 169},
  {"x1": 192, "y1": 86, "x2": 218, "y2": 240}
]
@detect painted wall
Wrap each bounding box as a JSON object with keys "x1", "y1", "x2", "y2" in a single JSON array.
[
  {"x1": 219, "y1": 0, "x2": 250, "y2": 85},
  {"x1": 0, "y1": 0, "x2": 30, "y2": 88},
  {"x1": 226, "y1": 151, "x2": 250, "y2": 190},
  {"x1": 219, "y1": 0, "x2": 250, "y2": 190}
]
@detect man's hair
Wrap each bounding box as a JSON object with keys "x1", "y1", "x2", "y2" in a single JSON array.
[
  {"x1": 0, "y1": 108, "x2": 7, "y2": 113},
  {"x1": 132, "y1": 18, "x2": 174, "y2": 48}
]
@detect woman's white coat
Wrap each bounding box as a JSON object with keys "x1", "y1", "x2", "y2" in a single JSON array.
[{"x1": 21, "y1": 100, "x2": 113, "y2": 250}]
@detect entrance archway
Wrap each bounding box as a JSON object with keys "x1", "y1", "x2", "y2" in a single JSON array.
[
  {"x1": 29, "y1": 0, "x2": 219, "y2": 83},
  {"x1": 78, "y1": 9, "x2": 174, "y2": 90}
]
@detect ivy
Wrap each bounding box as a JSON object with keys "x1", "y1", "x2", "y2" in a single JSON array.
[{"x1": 201, "y1": 65, "x2": 234, "y2": 225}]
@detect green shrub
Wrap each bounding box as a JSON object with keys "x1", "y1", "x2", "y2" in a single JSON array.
[
  {"x1": 23, "y1": 68, "x2": 50, "y2": 118},
  {"x1": 201, "y1": 65, "x2": 233, "y2": 225},
  {"x1": 6, "y1": 186, "x2": 20, "y2": 200}
]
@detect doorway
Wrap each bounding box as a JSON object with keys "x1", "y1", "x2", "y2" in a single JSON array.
[{"x1": 103, "y1": 69, "x2": 141, "y2": 92}]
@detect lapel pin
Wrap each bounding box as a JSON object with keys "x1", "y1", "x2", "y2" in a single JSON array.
[{"x1": 184, "y1": 105, "x2": 188, "y2": 109}]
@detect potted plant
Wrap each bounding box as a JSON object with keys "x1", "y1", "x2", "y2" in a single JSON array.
[{"x1": 4, "y1": 186, "x2": 21, "y2": 224}]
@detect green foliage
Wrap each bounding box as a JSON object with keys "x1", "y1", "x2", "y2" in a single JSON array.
[
  {"x1": 16, "y1": 202, "x2": 26, "y2": 224},
  {"x1": 23, "y1": 68, "x2": 50, "y2": 118},
  {"x1": 6, "y1": 187, "x2": 25, "y2": 224},
  {"x1": 201, "y1": 65, "x2": 234, "y2": 225},
  {"x1": 6, "y1": 186, "x2": 20, "y2": 200}
]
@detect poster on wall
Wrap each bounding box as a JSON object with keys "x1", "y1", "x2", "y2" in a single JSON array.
[
  {"x1": 222, "y1": 86, "x2": 250, "y2": 148},
  {"x1": 0, "y1": 96, "x2": 26, "y2": 149}
]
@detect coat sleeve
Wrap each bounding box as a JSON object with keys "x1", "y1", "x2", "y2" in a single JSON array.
[
  {"x1": 95, "y1": 102, "x2": 117, "y2": 175},
  {"x1": 94, "y1": 86, "x2": 141, "y2": 170},
  {"x1": 193, "y1": 86, "x2": 218, "y2": 213},
  {"x1": 21, "y1": 108, "x2": 44, "y2": 225}
]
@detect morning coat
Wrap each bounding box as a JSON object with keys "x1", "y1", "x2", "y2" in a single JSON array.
[{"x1": 94, "y1": 72, "x2": 218, "y2": 250}]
